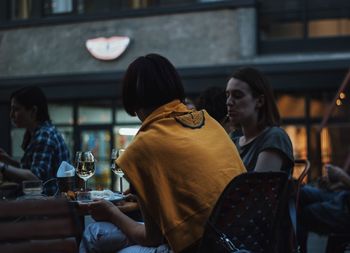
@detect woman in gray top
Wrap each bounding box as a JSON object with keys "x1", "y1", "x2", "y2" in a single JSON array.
[{"x1": 226, "y1": 67, "x2": 294, "y2": 175}]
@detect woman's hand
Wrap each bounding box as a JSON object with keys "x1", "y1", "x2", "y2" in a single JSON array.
[
  {"x1": 115, "y1": 200, "x2": 139, "y2": 213},
  {"x1": 83, "y1": 199, "x2": 121, "y2": 222}
]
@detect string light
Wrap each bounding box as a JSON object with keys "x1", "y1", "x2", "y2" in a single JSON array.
[
  {"x1": 336, "y1": 99, "x2": 342, "y2": 106},
  {"x1": 339, "y1": 92, "x2": 346, "y2": 99}
]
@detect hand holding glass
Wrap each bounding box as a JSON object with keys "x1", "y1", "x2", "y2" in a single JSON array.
[
  {"x1": 76, "y1": 191, "x2": 92, "y2": 203},
  {"x1": 76, "y1": 151, "x2": 95, "y2": 191},
  {"x1": 111, "y1": 148, "x2": 125, "y2": 192}
]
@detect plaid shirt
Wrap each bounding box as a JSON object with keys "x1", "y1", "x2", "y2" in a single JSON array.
[{"x1": 20, "y1": 121, "x2": 70, "y2": 195}]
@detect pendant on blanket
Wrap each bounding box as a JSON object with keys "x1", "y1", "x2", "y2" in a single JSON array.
[{"x1": 174, "y1": 110, "x2": 205, "y2": 129}]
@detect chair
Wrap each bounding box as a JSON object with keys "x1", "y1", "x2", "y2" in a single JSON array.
[
  {"x1": 197, "y1": 172, "x2": 289, "y2": 253},
  {"x1": 0, "y1": 198, "x2": 83, "y2": 253},
  {"x1": 292, "y1": 159, "x2": 311, "y2": 211},
  {"x1": 288, "y1": 159, "x2": 311, "y2": 251}
]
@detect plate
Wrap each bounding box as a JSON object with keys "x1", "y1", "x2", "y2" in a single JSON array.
[
  {"x1": 90, "y1": 190, "x2": 125, "y2": 202},
  {"x1": 73, "y1": 190, "x2": 125, "y2": 203}
]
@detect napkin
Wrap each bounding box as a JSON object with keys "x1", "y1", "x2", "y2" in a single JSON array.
[{"x1": 56, "y1": 161, "x2": 75, "y2": 177}]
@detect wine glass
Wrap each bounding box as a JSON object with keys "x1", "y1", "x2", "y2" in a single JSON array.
[
  {"x1": 111, "y1": 148, "x2": 125, "y2": 192},
  {"x1": 76, "y1": 151, "x2": 95, "y2": 191},
  {"x1": 73, "y1": 151, "x2": 82, "y2": 169}
]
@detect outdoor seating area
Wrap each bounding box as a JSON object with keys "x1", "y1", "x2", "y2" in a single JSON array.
[{"x1": 1, "y1": 1, "x2": 350, "y2": 251}]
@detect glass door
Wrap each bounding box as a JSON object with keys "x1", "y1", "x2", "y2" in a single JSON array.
[{"x1": 78, "y1": 126, "x2": 112, "y2": 190}]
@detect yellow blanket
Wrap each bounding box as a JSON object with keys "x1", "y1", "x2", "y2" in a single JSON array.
[{"x1": 118, "y1": 100, "x2": 246, "y2": 252}]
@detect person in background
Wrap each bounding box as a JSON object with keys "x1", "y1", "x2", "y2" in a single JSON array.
[
  {"x1": 0, "y1": 86, "x2": 70, "y2": 196},
  {"x1": 184, "y1": 97, "x2": 196, "y2": 110},
  {"x1": 299, "y1": 164, "x2": 350, "y2": 253},
  {"x1": 79, "y1": 53, "x2": 246, "y2": 253},
  {"x1": 226, "y1": 67, "x2": 294, "y2": 174},
  {"x1": 196, "y1": 86, "x2": 232, "y2": 133}
]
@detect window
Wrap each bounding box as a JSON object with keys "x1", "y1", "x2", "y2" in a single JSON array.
[
  {"x1": 49, "y1": 104, "x2": 73, "y2": 124},
  {"x1": 283, "y1": 125, "x2": 307, "y2": 160},
  {"x1": 11, "y1": 0, "x2": 32, "y2": 20},
  {"x1": 259, "y1": 0, "x2": 303, "y2": 41},
  {"x1": 1, "y1": 0, "x2": 231, "y2": 25},
  {"x1": 308, "y1": 18, "x2": 350, "y2": 38},
  {"x1": 78, "y1": 102, "x2": 113, "y2": 124},
  {"x1": 320, "y1": 124, "x2": 350, "y2": 166},
  {"x1": 43, "y1": 0, "x2": 73, "y2": 15},
  {"x1": 11, "y1": 128, "x2": 25, "y2": 161},
  {"x1": 277, "y1": 94, "x2": 305, "y2": 118},
  {"x1": 258, "y1": 0, "x2": 350, "y2": 53},
  {"x1": 115, "y1": 109, "x2": 141, "y2": 124}
]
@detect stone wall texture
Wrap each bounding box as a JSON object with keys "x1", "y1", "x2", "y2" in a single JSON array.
[{"x1": 0, "y1": 8, "x2": 256, "y2": 77}]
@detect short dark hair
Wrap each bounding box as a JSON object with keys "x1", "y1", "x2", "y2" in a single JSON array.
[
  {"x1": 196, "y1": 86, "x2": 227, "y2": 123},
  {"x1": 122, "y1": 53, "x2": 185, "y2": 116},
  {"x1": 10, "y1": 86, "x2": 50, "y2": 122},
  {"x1": 231, "y1": 67, "x2": 280, "y2": 129}
]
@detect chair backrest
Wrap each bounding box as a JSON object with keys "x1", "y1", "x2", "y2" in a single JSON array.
[
  {"x1": 292, "y1": 159, "x2": 311, "y2": 210},
  {"x1": 198, "y1": 172, "x2": 289, "y2": 253},
  {"x1": 0, "y1": 198, "x2": 82, "y2": 253},
  {"x1": 292, "y1": 159, "x2": 311, "y2": 184}
]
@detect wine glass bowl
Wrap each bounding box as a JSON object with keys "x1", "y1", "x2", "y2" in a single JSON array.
[{"x1": 76, "y1": 151, "x2": 95, "y2": 191}]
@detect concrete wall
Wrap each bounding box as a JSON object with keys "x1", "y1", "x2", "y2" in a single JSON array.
[{"x1": 0, "y1": 8, "x2": 256, "y2": 77}]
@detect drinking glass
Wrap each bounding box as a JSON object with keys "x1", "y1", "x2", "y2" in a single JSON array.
[
  {"x1": 76, "y1": 151, "x2": 95, "y2": 191},
  {"x1": 111, "y1": 148, "x2": 125, "y2": 192},
  {"x1": 76, "y1": 191, "x2": 92, "y2": 203},
  {"x1": 22, "y1": 180, "x2": 43, "y2": 196}
]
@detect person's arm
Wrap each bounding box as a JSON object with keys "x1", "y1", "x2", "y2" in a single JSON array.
[
  {"x1": 0, "y1": 148, "x2": 20, "y2": 167},
  {"x1": 254, "y1": 150, "x2": 283, "y2": 172},
  {"x1": 326, "y1": 164, "x2": 350, "y2": 188},
  {"x1": 85, "y1": 199, "x2": 162, "y2": 247},
  {"x1": 1, "y1": 133, "x2": 53, "y2": 182},
  {"x1": 2, "y1": 163, "x2": 38, "y2": 182}
]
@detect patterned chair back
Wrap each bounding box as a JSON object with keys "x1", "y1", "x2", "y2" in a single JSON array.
[{"x1": 198, "y1": 172, "x2": 289, "y2": 253}]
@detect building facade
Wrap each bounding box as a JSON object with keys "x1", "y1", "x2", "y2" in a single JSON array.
[{"x1": 1, "y1": 0, "x2": 350, "y2": 188}]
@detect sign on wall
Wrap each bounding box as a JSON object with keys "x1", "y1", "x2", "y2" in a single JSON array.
[{"x1": 85, "y1": 36, "x2": 130, "y2": 61}]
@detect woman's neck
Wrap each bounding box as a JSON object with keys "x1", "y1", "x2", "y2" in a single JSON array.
[
  {"x1": 240, "y1": 125, "x2": 268, "y2": 146},
  {"x1": 26, "y1": 121, "x2": 40, "y2": 134}
]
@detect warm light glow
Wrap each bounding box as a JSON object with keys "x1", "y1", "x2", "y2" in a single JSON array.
[
  {"x1": 118, "y1": 128, "x2": 139, "y2": 136},
  {"x1": 321, "y1": 128, "x2": 331, "y2": 165},
  {"x1": 339, "y1": 92, "x2": 346, "y2": 99},
  {"x1": 336, "y1": 99, "x2": 342, "y2": 106}
]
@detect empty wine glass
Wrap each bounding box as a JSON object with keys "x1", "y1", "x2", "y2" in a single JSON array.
[
  {"x1": 76, "y1": 151, "x2": 95, "y2": 191},
  {"x1": 111, "y1": 148, "x2": 125, "y2": 192}
]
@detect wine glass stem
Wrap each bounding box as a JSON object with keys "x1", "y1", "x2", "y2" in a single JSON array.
[
  {"x1": 120, "y1": 177, "x2": 123, "y2": 193},
  {"x1": 84, "y1": 179, "x2": 87, "y2": 191}
]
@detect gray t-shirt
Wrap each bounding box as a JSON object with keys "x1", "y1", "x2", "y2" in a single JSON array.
[{"x1": 232, "y1": 126, "x2": 294, "y2": 175}]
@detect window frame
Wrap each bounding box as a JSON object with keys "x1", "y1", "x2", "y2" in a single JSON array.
[{"x1": 258, "y1": 0, "x2": 350, "y2": 54}]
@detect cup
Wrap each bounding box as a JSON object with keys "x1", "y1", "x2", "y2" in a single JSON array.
[
  {"x1": 22, "y1": 180, "x2": 43, "y2": 196},
  {"x1": 76, "y1": 191, "x2": 92, "y2": 203}
]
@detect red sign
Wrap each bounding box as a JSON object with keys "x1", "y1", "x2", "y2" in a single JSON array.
[{"x1": 85, "y1": 36, "x2": 130, "y2": 61}]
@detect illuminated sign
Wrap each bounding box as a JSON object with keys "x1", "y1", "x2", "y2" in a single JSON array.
[{"x1": 85, "y1": 36, "x2": 130, "y2": 61}]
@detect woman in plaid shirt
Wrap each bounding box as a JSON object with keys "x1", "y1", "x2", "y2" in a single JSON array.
[{"x1": 0, "y1": 86, "x2": 70, "y2": 196}]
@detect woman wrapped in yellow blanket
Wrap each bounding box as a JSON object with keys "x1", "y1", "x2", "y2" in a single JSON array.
[{"x1": 79, "y1": 53, "x2": 246, "y2": 253}]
